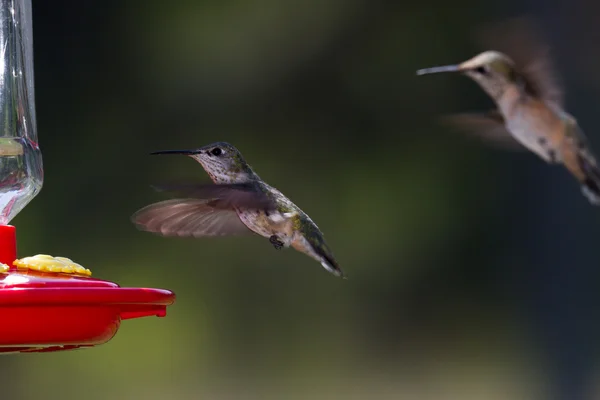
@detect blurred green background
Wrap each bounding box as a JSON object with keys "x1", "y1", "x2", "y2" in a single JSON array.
[{"x1": 2, "y1": 0, "x2": 600, "y2": 399}]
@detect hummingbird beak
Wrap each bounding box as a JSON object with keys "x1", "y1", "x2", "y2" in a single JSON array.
[
  {"x1": 416, "y1": 64, "x2": 461, "y2": 76},
  {"x1": 150, "y1": 149, "x2": 201, "y2": 156}
]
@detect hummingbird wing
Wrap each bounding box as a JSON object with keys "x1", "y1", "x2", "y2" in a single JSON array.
[
  {"x1": 151, "y1": 183, "x2": 278, "y2": 211},
  {"x1": 477, "y1": 16, "x2": 564, "y2": 107},
  {"x1": 132, "y1": 199, "x2": 252, "y2": 237},
  {"x1": 440, "y1": 110, "x2": 526, "y2": 150}
]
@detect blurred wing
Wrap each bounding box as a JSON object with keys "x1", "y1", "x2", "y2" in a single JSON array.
[
  {"x1": 152, "y1": 183, "x2": 277, "y2": 210},
  {"x1": 476, "y1": 16, "x2": 564, "y2": 106},
  {"x1": 132, "y1": 199, "x2": 251, "y2": 237},
  {"x1": 440, "y1": 110, "x2": 526, "y2": 150}
]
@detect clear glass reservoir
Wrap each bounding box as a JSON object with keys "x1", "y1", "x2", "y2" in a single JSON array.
[{"x1": 0, "y1": 0, "x2": 42, "y2": 224}]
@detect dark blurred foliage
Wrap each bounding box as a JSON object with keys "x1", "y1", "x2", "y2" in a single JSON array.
[{"x1": 1, "y1": 0, "x2": 600, "y2": 399}]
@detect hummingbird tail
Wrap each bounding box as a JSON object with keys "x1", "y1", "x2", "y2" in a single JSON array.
[
  {"x1": 578, "y1": 155, "x2": 600, "y2": 205},
  {"x1": 317, "y1": 251, "x2": 346, "y2": 278}
]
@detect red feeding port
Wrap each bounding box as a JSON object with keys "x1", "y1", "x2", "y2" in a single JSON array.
[{"x1": 0, "y1": 225, "x2": 176, "y2": 353}]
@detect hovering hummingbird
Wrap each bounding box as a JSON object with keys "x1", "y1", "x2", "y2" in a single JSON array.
[
  {"x1": 416, "y1": 18, "x2": 600, "y2": 205},
  {"x1": 132, "y1": 142, "x2": 344, "y2": 278}
]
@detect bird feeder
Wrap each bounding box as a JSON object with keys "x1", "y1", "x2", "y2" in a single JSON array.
[{"x1": 0, "y1": 0, "x2": 175, "y2": 353}]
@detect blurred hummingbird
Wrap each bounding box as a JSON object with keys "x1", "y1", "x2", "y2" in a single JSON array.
[
  {"x1": 132, "y1": 141, "x2": 345, "y2": 278},
  {"x1": 416, "y1": 17, "x2": 600, "y2": 205}
]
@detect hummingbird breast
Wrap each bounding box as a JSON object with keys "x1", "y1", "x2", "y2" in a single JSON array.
[
  {"x1": 501, "y1": 96, "x2": 564, "y2": 163},
  {"x1": 235, "y1": 207, "x2": 296, "y2": 244},
  {"x1": 234, "y1": 199, "x2": 332, "y2": 261}
]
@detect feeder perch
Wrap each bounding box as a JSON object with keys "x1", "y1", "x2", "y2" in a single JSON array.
[{"x1": 0, "y1": 0, "x2": 175, "y2": 353}]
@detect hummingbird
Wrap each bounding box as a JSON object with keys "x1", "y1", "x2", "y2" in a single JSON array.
[
  {"x1": 416, "y1": 18, "x2": 600, "y2": 205},
  {"x1": 131, "y1": 141, "x2": 345, "y2": 278}
]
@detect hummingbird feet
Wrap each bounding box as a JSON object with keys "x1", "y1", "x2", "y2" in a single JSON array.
[{"x1": 269, "y1": 235, "x2": 285, "y2": 250}]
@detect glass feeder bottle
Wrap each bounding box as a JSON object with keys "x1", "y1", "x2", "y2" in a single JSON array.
[{"x1": 0, "y1": 0, "x2": 42, "y2": 225}]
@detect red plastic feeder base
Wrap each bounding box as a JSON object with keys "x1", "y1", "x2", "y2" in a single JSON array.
[{"x1": 0, "y1": 225, "x2": 176, "y2": 353}]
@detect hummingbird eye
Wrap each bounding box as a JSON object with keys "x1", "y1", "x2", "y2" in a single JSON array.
[
  {"x1": 474, "y1": 66, "x2": 489, "y2": 75},
  {"x1": 211, "y1": 148, "x2": 223, "y2": 156}
]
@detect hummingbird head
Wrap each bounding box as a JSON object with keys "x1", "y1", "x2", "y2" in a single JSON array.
[
  {"x1": 417, "y1": 51, "x2": 518, "y2": 100},
  {"x1": 151, "y1": 142, "x2": 256, "y2": 183}
]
